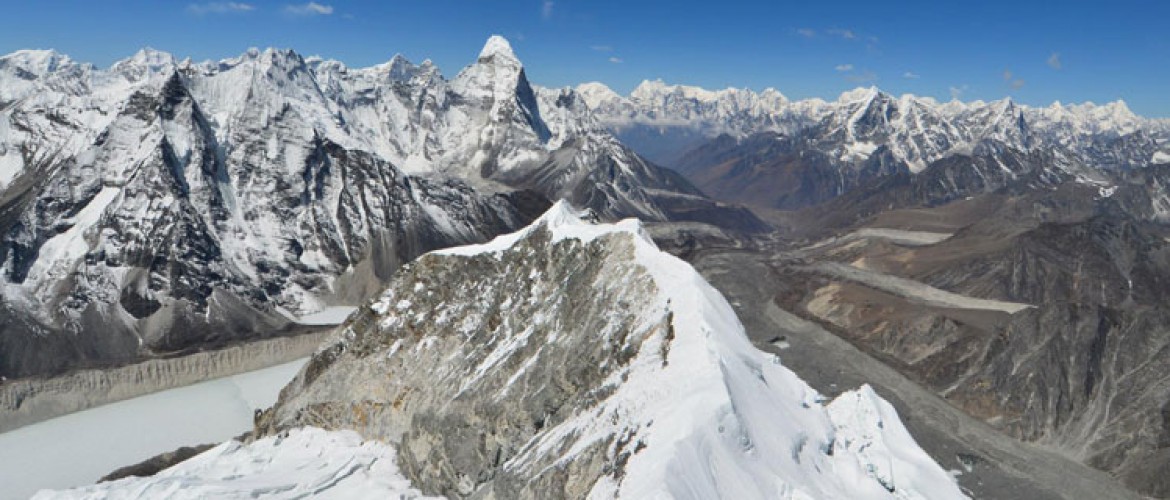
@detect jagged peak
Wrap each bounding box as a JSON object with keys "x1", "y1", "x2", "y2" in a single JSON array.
[
  {"x1": 836, "y1": 86, "x2": 885, "y2": 104},
  {"x1": 759, "y1": 87, "x2": 788, "y2": 102},
  {"x1": 304, "y1": 55, "x2": 345, "y2": 74},
  {"x1": 630, "y1": 79, "x2": 728, "y2": 102},
  {"x1": 111, "y1": 47, "x2": 176, "y2": 75},
  {"x1": 1099, "y1": 99, "x2": 1137, "y2": 120},
  {"x1": 259, "y1": 47, "x2": 305, "y2": 65},
  {"x1": 129, "y1": 47, "x2": 175, "y2": 66},
  {"x1": 363, "y1": 53, "x2": 418, "y2": 81},
  {"x1": 575, "y1": 81, "x2": 623, "y2": 107},
  {"x1": 478, "y1": 35, "x2": 518, "y2": 63}
]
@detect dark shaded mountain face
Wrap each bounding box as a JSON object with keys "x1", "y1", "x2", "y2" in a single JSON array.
[
  {"x1": 674, "y1": 132, "x2": 907, "y2": 209},
  {"x1": 0, "y1": 38, "x2": 768, "y2": 379}
]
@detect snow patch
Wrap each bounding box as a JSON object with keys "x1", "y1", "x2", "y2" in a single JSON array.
[
  {"x1": 293, "y1": 306, "x2": 357, "y2": 326},
  {"x1": 841, "y1": 141, "x2": 879, "y2": 161},
  {"x1": 22, "y1": 186, "x2": 121, "y2": 294}
]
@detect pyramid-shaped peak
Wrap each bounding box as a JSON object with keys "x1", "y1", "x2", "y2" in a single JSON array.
[{"x1": 479, "y1": 35, "x2": 518, "y2": 62}]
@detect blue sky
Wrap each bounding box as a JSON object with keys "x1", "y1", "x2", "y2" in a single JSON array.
[{"x1": 2, "y1": 1, "x2": 1167, "y2": 116}]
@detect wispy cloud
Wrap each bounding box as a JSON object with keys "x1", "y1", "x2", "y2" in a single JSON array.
[
  {"x1": 796, "y1": 28, "x2": 816, "y2": 38},
  {"x1": 590, "y1": 45, "x2": 613, "y2": 52},
  {"x1": 284, "y1": 2, "x2": 332, "y2": 15},
  {"x1": 187, "y1": 2, "x2": 254, "y2": 15},
  {"x1": 845, "y1": 70, "x2": 877, "y2": 83},
  {"x1": 542, "y1": 1, "x2": 554, "y2": 19},
  {"x1": 902, "y1": 71, "x2": 921, "y2": 79},
  {"x1": 950, "y1": 85, "x2": 969, "y2": 100},
  {"x1": 835, "y1": 64, "x2": 854, "y2": 72},
  {"x1": 1003, "y1": 69, "x2": 1025, "y2": 90},
  {"x1": 826, "y1": 28, "x2": 856, "y2": 40},
  {"x1": 1047, "y1": 52, "x2": 1062, "y2": 70},
  {"x1": 608, "y1": 56, "x2": 623, "y2": 64}
]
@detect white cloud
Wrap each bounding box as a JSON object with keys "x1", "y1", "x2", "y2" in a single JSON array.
[
  {"x1": 796, "y1": 28, "x2": 816, "y2": 38},
  {"x1": 902, "y1": 72, "x2": 921, "y2": 79},
  {"x1": 835, "y1": 64, "x2": 853, "y2": 72},
  {"x1": 284, "y1": 2, "x2": 333, "y2": 15},
  {"x1": 187, "y1": 2, "x2": 254, "y2": 15},
  {"x1": 608, "y1": 56, "x2": 623, "y2": 64},
  {"x1": 590, "y1": 45, "x2": 613, "y2": 52},
  {"x1": 1002, "y1": 69, "x2": 1013, "y2": 81},
  {"x1": 827, "y1": 28, "x2": 856, "y2": 40},
  {"x1": 949, "y1": 85, "x2": 969, "y2": 100},
  {"x1": 1047, "y1": 52, "x2": 1062, "y2": 70},
  {"x1": 1011, "y1": 79, "x2": 1026, "y2": 90},
  {"x1": 542, "y1": 1, "x2": 554, "y2": 19}
]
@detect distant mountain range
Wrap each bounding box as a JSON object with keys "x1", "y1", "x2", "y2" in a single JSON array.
[{"x1": 580, "y1": 79, "x2": 1169, "y2": 171}]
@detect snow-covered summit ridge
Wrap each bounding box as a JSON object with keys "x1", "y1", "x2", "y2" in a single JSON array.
[
  {"x1": 270, "y1": 201, "x2": 966, "y2": 499},
  {"x1": 478, "y1": 34, "x2": 518, "y2": 62},
  {"x1": 435, "y1": 200, "x2": 650, "y2": 256}
]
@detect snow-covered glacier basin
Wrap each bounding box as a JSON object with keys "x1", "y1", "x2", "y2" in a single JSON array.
[{"x1": 0, "y1": 359, "x2": 306, "y2": 500}]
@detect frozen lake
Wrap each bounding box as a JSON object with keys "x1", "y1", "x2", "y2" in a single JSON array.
[{"x1": 0, "y1": 358, "x2": 307, "y2": 500}]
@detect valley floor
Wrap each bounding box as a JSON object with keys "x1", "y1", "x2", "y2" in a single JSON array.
[{"x1": 682, "y1": 245, "x2": 1141, "y2": 500}]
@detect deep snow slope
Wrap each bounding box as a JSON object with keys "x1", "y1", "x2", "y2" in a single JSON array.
[
  {"x1": 30, "y1": 427, "x2": 439, "y2": 500},
  {"x1": 249, "y1": 201, "x2": 965, "y2": 499}
]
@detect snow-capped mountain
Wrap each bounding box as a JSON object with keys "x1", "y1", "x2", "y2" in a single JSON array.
[
  {"x1": 212, "y1": 201, "x2": 964, "y2": 500},
  {"x1": 0, "y1": 37, "x2": 757, "y2": 379},
  {"x1": 582, "y1": 80, "x2": 1170, "y2": 174}
]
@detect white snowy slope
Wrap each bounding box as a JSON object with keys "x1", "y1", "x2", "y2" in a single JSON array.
[
  {"x1": 0, "y1": 358, "x2": 305, "y2": 500},
  {"x1": 580, "y1": 79, "x2": 1168, "y2": 171},
  {"x1": 228, "y1": 201, "x2": 969, "y2": 499},
  {"x1": 31, "y1": 427, "x2": 440, "y2": 500}
]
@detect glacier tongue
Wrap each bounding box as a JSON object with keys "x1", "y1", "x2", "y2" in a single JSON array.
[{"x1": 230, "y1": 201, "x2": 965, "y2": 499}]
